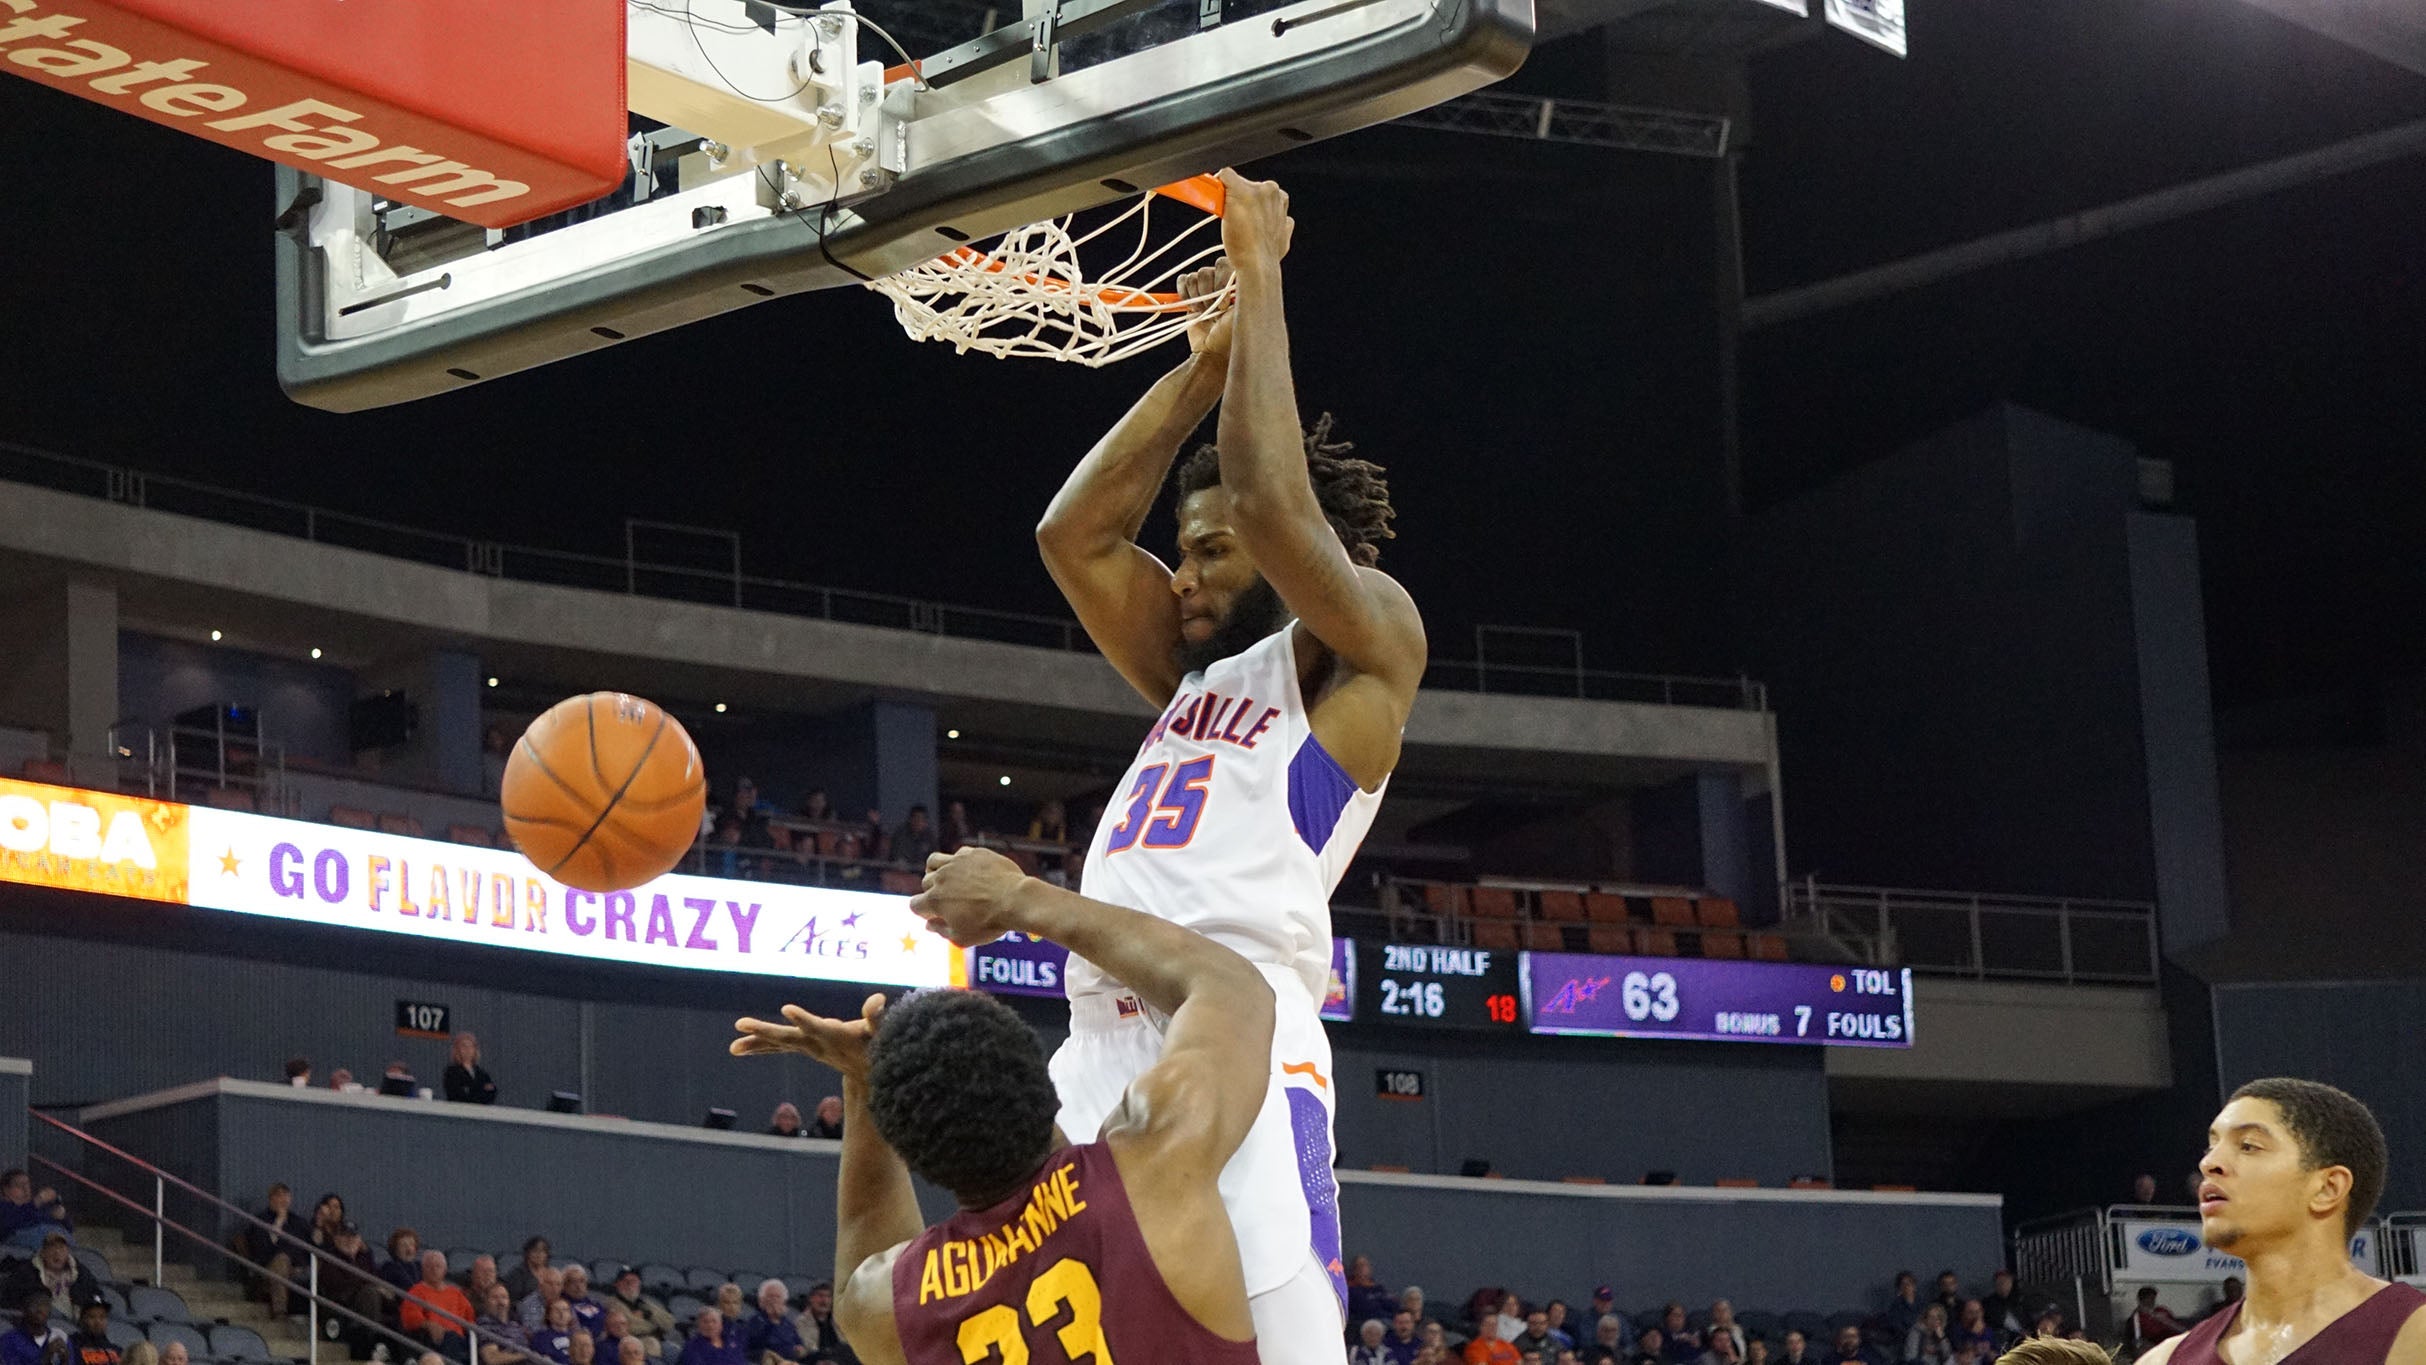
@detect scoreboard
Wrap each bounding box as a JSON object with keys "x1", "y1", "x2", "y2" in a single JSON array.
[{"x1": 1354, "y1": 941, "x2": 1523, "y2": 1031}]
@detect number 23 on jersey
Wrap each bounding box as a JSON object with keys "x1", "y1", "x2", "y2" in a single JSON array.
[
  {"x1": 955, "y1": 1259, "x2": 1116, "y2": 1365},
  {"x1": 1103, "y1": 757, "x2": 1215, "y2": 854}
]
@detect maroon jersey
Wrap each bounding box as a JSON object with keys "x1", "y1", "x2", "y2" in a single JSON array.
[
  {"x1": 891, "y1": 1141, "x2": 1260, "y2": 1365},
  {"x1": 2170, "y1": 1281, "x2": 2426, "y2": 1364}
]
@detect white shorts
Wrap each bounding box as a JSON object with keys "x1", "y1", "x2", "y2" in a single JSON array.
[{"x1": 1049, "y1": 964, "x2": 1346, "y2": 1320}]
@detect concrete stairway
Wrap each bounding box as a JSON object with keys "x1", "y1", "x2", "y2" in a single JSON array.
[{"x1": 80, "y1": 1223, "x2": 327, "y2": 1364}]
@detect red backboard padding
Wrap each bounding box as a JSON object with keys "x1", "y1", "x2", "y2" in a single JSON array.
[{"x1": 0, "y1": 0, "x2": 626, "y2": 228}]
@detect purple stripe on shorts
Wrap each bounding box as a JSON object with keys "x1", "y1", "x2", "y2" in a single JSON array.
[{"x1": 1287, "y1": 1088, "x2": 1347, "y2": 1315}]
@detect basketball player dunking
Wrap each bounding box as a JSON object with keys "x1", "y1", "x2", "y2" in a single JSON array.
[
  {"x1": 1033, "y1": 167, "x2": 1424, "y2": 1359},
  {"x1": 2139, "y1": 1079, "x2": 2426, "y2": 1365},
  {"x1": 729, "y1": 845, "x2": 1277, "y2": 1364}
]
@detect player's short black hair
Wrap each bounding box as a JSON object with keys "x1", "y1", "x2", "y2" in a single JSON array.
[
  {"x1": 2231, "y1": 1077, "x2": 2388, "y2": 1238},
  {"x1": 1175, "y1": 413, "x2": 1396, "y2": 567},
  {"x1": 865, "y1": 989, "x2": 1060, "y2": 1204}
]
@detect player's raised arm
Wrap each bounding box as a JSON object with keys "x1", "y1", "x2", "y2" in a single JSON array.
[
  {"x1": 729, "y1": 997, "x2": 916, "y2": 1365},
  {"x1": 1034, "y1": 272, "x2": 1235, "y2": 704},
  {"x1": 1211, "y1": 169, "x2": 1427, "y2": 695}
]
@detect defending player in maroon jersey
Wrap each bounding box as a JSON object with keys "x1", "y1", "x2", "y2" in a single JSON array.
[
  {"x1": 731, "y1": 844, "x2": 1274, "y2": 1365},
  {"x1": 2138, "y1": 1079, "x2": 2426, "y2": 1365}
]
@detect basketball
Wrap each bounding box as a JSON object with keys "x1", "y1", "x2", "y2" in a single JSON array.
[{"x1": 500, "y1": 692, "x2": 706, "y2": 893}]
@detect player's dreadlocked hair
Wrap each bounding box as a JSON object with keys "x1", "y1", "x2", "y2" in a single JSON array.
[{"x1": 1174, "y1": 413, "x2": 1397, "y2": 567}]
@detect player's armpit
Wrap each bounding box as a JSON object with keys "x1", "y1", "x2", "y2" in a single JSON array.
[{"x1": 833, "y1": 1248, "x2": 909, "y2": 1365}]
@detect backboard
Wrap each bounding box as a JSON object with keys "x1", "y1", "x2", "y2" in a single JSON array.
[{"x1": 273, "y1": 0, "x2": 1532, "y2": 412}]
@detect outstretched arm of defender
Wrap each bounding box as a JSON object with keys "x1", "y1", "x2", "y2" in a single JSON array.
[
  {"x1": 1212, "y1": 170, "x2": 1426, "y2": 692},
  {"x1": 1034, "y1": 271, "x2": 1234, "y2": 704}
]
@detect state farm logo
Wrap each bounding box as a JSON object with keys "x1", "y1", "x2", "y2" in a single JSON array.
[
  {"x1": 2136, "y1": 1228, "x2": 2200, "y2": 1257},
  {"x1": 0, "y1": 792, "x2": 162, "y2": 867}
]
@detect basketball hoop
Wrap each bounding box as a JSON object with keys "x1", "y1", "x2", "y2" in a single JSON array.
[{"x1": 867, "y1": 174, "x2": 1231, "y2": 365}]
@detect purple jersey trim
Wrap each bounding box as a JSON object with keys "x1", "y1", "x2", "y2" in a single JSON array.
[{"x1": 1286, "y1": 733, "x2": 1358, "y2": 856}]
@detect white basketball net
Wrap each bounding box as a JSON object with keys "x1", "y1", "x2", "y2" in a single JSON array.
[{"x1": 867, "y1": 184, "x2": 1233, "y2": 365}]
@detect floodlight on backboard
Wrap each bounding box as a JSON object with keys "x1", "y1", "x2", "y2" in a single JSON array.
[{"x1": 274, "y1": 0, "x2": 1533, "y2": 411}]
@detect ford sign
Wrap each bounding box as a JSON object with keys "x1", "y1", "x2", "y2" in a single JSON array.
[{"x1": 2137, "y1": 1228, "x2": 2202, "y2": 1257}]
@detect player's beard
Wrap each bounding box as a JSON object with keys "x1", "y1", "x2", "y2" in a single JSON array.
[{"x1": 1174, "y1": 575, "x2": 1288, "y2": 676}]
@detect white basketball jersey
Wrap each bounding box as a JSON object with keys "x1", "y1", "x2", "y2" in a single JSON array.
[{"x1": 1072, "y1": 625, "x2": 1386, "y2": 1003}]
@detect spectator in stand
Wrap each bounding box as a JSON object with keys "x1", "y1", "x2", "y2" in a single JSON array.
[
  {"x1": 2132, "y1": 1173, "x2": 2159, "y2": 1204},
  {"x1": 940, "y1": 801, "x2": 975, "y2": 852},
  {"x1": 1703, "y1": 1302, "x2": 1744, "y2": 1358},
  {"x1": 568, "y1": 1332, "x2": 597, "y2": 1365},
  {"x1": 1654, "y1": 1304, "x2": 1698, "y2": 1362},
  {"x1": 1401, "y1": 1288, "x2": 1447, "y2": 1336},
  {"x1": 806, "y1": 1098, "x2": 842, "y2": 1140},
  {"x1": 1879, "y1": 1272, "x2": 1922, "y2": 1340},
  {"x1": 1825, "y1": 1326, "x2": 1876, "y2": 1365},
  {"x1": 855, "y1": 809, "x2": 888, "y2": 864},
  {"x1": 744, "y1": 1281, "x2": 804, "y2": 1365},
  {"x1": 1027, "y1": 801, "x2": 1068, "y2": 844},
  {"x1": 1742, "y1": 1343, "x2": 1767, "y2": 1365},
  {"x1": 1, "y1": 1235, "x2": 96, "y2": 1317},
  {"x1": 517, "y1": 1268, "x2": 565, "y2": 1334},
  {"x1": 1928, "y1": 1272, "x2": 1961, "y2": 1320},
  {"x1": 1383, "y1": 1311, "x2": 1423, "y2": 1365},
  {"x1": 1419, "y1": 1323, "x2": 1453, "y2": 1360},
  {"x1": 1511, "y1": 1313, "x2": 1561, "y2": 1363},
  {"x1": 1626, "y1": 1329, "x2": 1663, "y2": 1365},
  {"x1": 1774, "y1": 1331, "x2": 1813, "y2": 1365},
  {"x1": 712, "y1": 1285, "x2": 747, "y2": 1333},
  {"x1": 328, "y1": 1069, "x2": 356, "y2": 1092},
  {"x1": 1346, "y1": 1257, "x2": 1397, "y2": 1330},
  {"x1": 797, "y1": 1283, "x2": 848, "y2": 1365},
  {"x1": 2124, "y1": 1286, "x2": 2185, "y2": 1351},
  {"x1": 502, "y1": 1239, "x2": 552, "y2": 1302},
  {"x1": 285, "y1": 1058, "x2": 313, "y2": 1088},
  {"x1": 2202, "y1": 1275, "x2": 2246, "y2": 1322},
  {"x1": 402, "y1": 1250, "x2": 474, "y2": 1359},
  {"x1": 1948, "y1": 1300, "x2": 1996, "y2": 1357},
  {"x1": 3, "y1": 1287, "x2": 64, "y2": 1365},
  {"x1": 798, "y1": 790, "x2": 832, "y2": 823},
  {"x1": 1978, "y1": 1270, "x2": 2029, "y2": 1339},
  {"x1": 1540, "y1": 1303, "x2": 1575, "y2": 1351},
  {"x1": 382, "y1": 1062, "x2": 417, "y2": 1094},
  {"x1": 124, "y1": 1342, "x2": 157, "y2": 1365},
  {"x1": 891, "y1": 806, "x2": 936, "y2": 868},
  {"x1": 1461, "y1": 1332, "x2": 1517, "y2": 1365},
  {"x1": 68, "y1": 1297, "x2": 118, "y2": 1365},
  {"x1": 766, "y1": 1104, "x2": 803, "y2": 1137},
  {"x1": 597, "y1": 1308, "x2": 646, "y2": 1365},
  {"x1": 1491, "y1": 1294, "x2": 1527, "y2": 1345},
  {"x1": 528, "y1": 1301, "x2": 576, "y2": 1365},
  {"x1": 320, "y1": 1222, "x2": 386, "y2": 1359},
  {"x1": 1578, "y1": 1291, "x2": 1620, "y2": 1343},
  {"x1": 475, "y1": 1283, "x2": 529, "y2": 1365},
  {"x1": 462, "y1": 1257, "x2": 503, "y2": 1314},
  {"x1": 618, "y1": 1341, "x2": 649, "y2": 1365},
  {"x1": 1350, "y1": 1321, "x2": 1392, "y2": 1365},
  {"x1": 240, "y1": 1184, "x2": 311, "y2": 1318},
  {"x1": 1944, "y1": 1346, "x2": 1978, "y2": 1365},
  {"x1": 678, "y1": 1311, "x2": 744, "y2": 1365},
  {"x1": 1586, "y1": 1315, "x2": 1630, "y2": 1361},
  {"x1": 446, "y1": 1034, "x2": 499, "y2": 1106},
  {"x1": 381, "y1": 1231, "x2": 426, "y2": 1300},
  {"x1": 2028, "y1": 1313, "x2": 2063, "y2": 1340},
  {"x1": 603, "y1": 1269, "x2": 674, "y2": 1356},
  {"x1": 0, "y1": 1170, "x2": 71, "y2": 1249},
  {"x1": 1690, "y1": 1326, "x2": 1739, "y2": 1365},
  {"x1": 560, "y1": 1267, "x2": 605, "y2": 1342},
  {"x1": 308, "y1": 1193, "x2": 349, "y2": 1255},
  {"x1": 1902, "y1": 1304, "x2": 1952, "y2": 1364}
]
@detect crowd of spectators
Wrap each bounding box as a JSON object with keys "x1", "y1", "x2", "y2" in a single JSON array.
[
  {"x1": 1331, "y1": 1256, "x2": 2176, "y2": 1365},
  {"x1": 281, "y1": 1038, "x2": 497, "y2": 1110},
  {"x1": 693, "y1": 782, "x2": 1100, "y2": 891}
]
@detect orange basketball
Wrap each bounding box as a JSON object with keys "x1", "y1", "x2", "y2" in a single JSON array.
[{"x1": 501, "y1": 692, "x2": 706, "y2": 893}]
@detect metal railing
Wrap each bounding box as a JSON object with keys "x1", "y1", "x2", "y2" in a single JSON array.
[
  {"x1": 109, "y1": 720, "x2": 294, "y2": 813},
  {"x1": 0, "y1": 440, "x2": 1766, "y2": 711},
  {"x1": 2385, "y1": 1212, "x2": 2426, "y2": 1282},
  {"x1": 1782, "y1": 879, "x2": 2159, "y2": 985},
  {"x1": 31, "y1": 1111, "x2": 536, "y2": 1365}
]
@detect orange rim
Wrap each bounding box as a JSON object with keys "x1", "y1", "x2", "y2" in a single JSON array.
[{"x1": 930, "y1": 174, "x2": 1227, "y2": 309}]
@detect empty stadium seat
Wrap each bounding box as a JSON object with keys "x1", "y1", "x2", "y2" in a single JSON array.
[
  {"x1": 377, "y1": 812, "x2": 425, "y2": 837},
  {"x1": 104, "y1": 1321, "x2": 142, "y2": 1350},
  {"x1": 1649, "y1": 896, "x2": 1696, "y2": 927},
  {"x1": 1583, "y1": 892, "x2": 1631, "y2": 924},
  {"x1": 20, "y1": 758, "x2": 69, "y2": 785},
  {"x1": 1696, "y1": 896, "x2": 1740, "y2": 927},
  {"x1": 1790, "y1": 1177, "x2": 1834, "y2": 1190},
  {"x1": 1538, "y1": 890, "x2": 1585, "y2": 922},
  {"x1": 590, "y1": 1258, "x2": 625, "y2": 1286},
  {"x1": 639, "y1": 1264, "x2": 686, "y2": 1298},
  {"x1": 1471, "y1": 920, "x2": 1520, "y2": 952},
  {"x1": 1751, "y1": 934, "x2": 1791, "y2": 962},
  {"x1": 666, "y1": 1294, "x2": 707, "y2": 1326},
  {"x1": 1469, "y1": 886, "x2": 1520, "y2": 919},
  {"x1": 203, "y1": 786, "x2": 256, "y2": 812},
  {"x1": 147, "y1": 1323, "x2": 209, "y2": 1358},
  {"x1": 1635, "y1": 928, "x2": 1678, "y2": 957},
  {"x1": 129, "y1": 1287, "x2": 192, "y2": 1325},
  {"x1": 1584, "y1": 925, "x2": 1629, "y2": 954},
  {"x1": 683, "y1": 1267, "x2": 727, "y2": 1292},
  {"x1": 1521, "y1": 921, "x2": 1567, "y2": 951},
  {"x1": 780, "y1": 1275, "x2": 816, "y2": 1303},
  {"x1": 448, "y1": 825, "x2": 495, "y2": 847},
  {"x1": 92, "y1": 1286, "x2": 128, "y2": 1320},
  {"x1": 1700, "y1": 930, "x2": 1745, "y2": 959},
  {"x1": 1781, "y1": 1311, "x2": 1829, "y2": 1341},
  {"x1": 1825, "y1": 1310, "x2": 1867, "y2": 1334},
  {"x1": 879, "y1": 870, "x2": 922, "y2": 895},
  {"x1": 210, "y1": 1325, "x2": 272, "y2": 1362},
  {"x1": 74, "y1": 1247, "x2": 114, "y2": 1285},
  {"x1": 329, "y1": 806, "x2": 377, "y2": 829},
  {"x1": 1420, "y1": 882, "x2": 1466, "y2": 920},
  {"x1": 1715, "y1": 1177, "x2": 1759, "y2": 1188},
  {"x1": 1737, "y1": 1311, "x2": 1782, "y2": 1342},
  {"x1": 447, "y1": 1249, "x2": 481, "y2": 1275}
]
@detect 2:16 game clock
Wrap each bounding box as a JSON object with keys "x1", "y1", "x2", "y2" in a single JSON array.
[{"x1": 1355, "y1": 941, "x2": 1523, "y2": 1031}]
